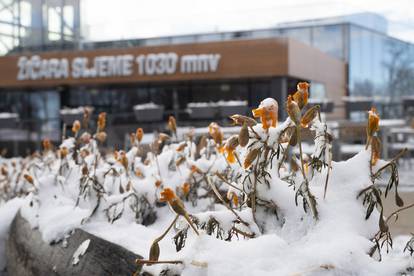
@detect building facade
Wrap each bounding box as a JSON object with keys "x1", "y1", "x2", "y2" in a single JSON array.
[{"x1": 0, "y1": 13, "x2": 413, "y2": 154}]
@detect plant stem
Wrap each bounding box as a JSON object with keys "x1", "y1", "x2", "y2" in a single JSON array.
[
  {"x1": 154, "y1": 214, "x2": 180, "y2": 243},
  {"x1": 385, "y1": 202, "x2": 414, "y2": 223},
  {"x1": 297, "y1": 126, "x2": 318, "y2": 220},
  {"x1": 136, "y1": 259, "x2": 183, "y2": 265}
]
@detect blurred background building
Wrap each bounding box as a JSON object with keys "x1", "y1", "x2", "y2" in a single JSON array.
[{"x1": 0, "y1": 0, "x2": 413, "y2": 155}]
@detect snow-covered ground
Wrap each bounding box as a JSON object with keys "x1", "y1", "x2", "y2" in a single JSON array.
[{"x1": 0, "y1": 100, "x2": 414, "y2": 275}]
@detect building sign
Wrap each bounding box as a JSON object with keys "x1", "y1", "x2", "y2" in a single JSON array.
[{"x1": 17, "y1": 53, "x2": 221, "y2": 81}]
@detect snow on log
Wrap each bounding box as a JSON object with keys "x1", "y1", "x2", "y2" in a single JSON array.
[{"x1": 6, "y1": 212, "x2": 142, "y2": 276}]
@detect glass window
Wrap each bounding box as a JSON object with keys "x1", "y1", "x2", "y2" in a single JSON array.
[{"x1": 312, "y1": 25, "x2": 345, "y2": 60}]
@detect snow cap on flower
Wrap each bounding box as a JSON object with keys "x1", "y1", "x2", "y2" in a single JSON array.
[{"x1": 252, "y1": 98, "x2": 278, "y2": 129}]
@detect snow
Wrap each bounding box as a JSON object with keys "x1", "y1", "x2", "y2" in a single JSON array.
[
  {"x1": 0, "y1": 198, "x2": 25, "y2": 271},
  {"x1": 0, "y1": 97, "x2": 413, "y2": 275},
  {"x1": 133, "y1": 102, "x2": 163, "y2": 110},
  {"x1": 0, "y1": 113, "x2": 18, "y2": 119},
  {"x1": 72, "y1": 239, "x2": 91, "y2": 265},
  {"x1": 60, "y1": 106, "x2": 93, "y2": 115}
]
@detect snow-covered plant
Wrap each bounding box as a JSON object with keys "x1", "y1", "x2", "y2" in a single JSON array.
[{"x1": 1, "y1": 82, "x2": 413, "y2": 276}]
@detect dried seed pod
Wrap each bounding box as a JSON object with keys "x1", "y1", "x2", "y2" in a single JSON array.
[
  {"x1": 300, "y1": 105, "x2": 320, "y2": 128},
  {"x1": 290, "y1": 158, "x2": 299, "y2": 172},
  {"x1": 182, "y1": 182, "x2": 190, "y2": 196},
  {"x1": 371, "y1": 136, "x2": 381, "y2": 166},
  {"x1": 285, "y1": 95, "x2": 301, "y2": 125},
  {"x1": 229, "y1": 114, "x2": 257, "y2": 127},
  {"x1": 96, "y1": 131, "x2": 107, "y2": 143},
  {"x1": 208, "y1": 122, "x2": 223, "y2": 145},
  {"x1": 278, "y1": 126, "x2": 295, "y2": 143},
  {"x1": 175, "y1": 156, "x2": 186, "y2": 167},
  {"x1": 60, "y1": 147, "x2": 68, "y2": 159},
  {"x1": 197, "y1": 135, "x2": 207, "y2": 154},
  {"x1": 82, "y1": 165, "x2": 89, "y2": 175},
  {"x1": 238, "y1": 123, "x2": 249, "y2": 147},
  {"x1": 289, "y1": 128, "x2": 298, "y2": 146},
  {"x1": 82, "y1": 107, "x2": 92, "y2": 129},
  {"x1": 224, "y1": 135, "x2": 239, "y2": 164},
  {"x1": 97, "y1": 112, "x2": 106, "y2": 132},
  {"x1": 24, "y1": 174, "x2": 34, "y2": 185},
  {"x1": 168, "y1": 116, "x2": 177, "y2": 135},
  {"x1": 244, "y1": 148, "x2": 260, "y2": 169},
  {"x1": 119, "y1": 153, "x2": 128, "y2": 170},
  {"x1": 1, "y1": 166, "x2": 7, "y2": 176},
  {"x1": 42, "y1": 139, "x2": 53, "y2": 151},
  {"x1": 176, "y1": 142, "x2": 187, "y2": 152},
  {"x1": 72, "y1": 120, "x2": 81, "y2": 134},
  {"x1": 149, "y1": 240, "x2": 160, "y2": 261},
  {"x1": 126, "y1": 181, "x2": 132, "y2": 192}
]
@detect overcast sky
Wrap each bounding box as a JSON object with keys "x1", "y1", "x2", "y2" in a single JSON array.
[{"x1": 82, "y1": 0, "x2": 414, "y2": 43}]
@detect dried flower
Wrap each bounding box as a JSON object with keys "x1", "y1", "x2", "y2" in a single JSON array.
[
  {"x1": 229, "y1": 114, "x2": 257, "y2": 127},
  {"x1": 300, "y1": 105, "x2": 319, "y2": 128},
  {"x1": 97, "y1": 112, "x2": 106, "y2": 132},
  {"x1": 168, "y1": 116, "x2": 177, "y2": 135},
  {"x1": 155, "y1": 179, "x2": 162, "y2": 188},
  {"x1": 224, "y1": 135, "x2": 239, "y2": 164},
  {"x1": 367, "y1": 107, "x2": 380, "y2": 137},
  {"x1": 182, "y1": 182, "x2": 191, "y2": 196},
  {"x1": 42, "y1": 139, "x2": 53, "y2": 151},
  {"x1": 160, "y1": 187, "x2": 176, "y2": 203},
  {"x1": 1, "y1": 166, "x2": 8, "y2": 176},
  {"x1": 286, "y1": 95, "x2": 301, "y2": 125},
  {"x1": 208, "y1": 122, "x2": 223, "y2": 146},
  {"x1": 60, "y1": 147, "x2": 68, "y2": 159},
  {"x1": 135, "y1": 169, "x2": 143, "y2": 178},
  {"x1": 252, "y1": 98, "x2": 278, "y2": 129},
  {"x1": 244, "y1": 148, "x2": 260, "y2": 169},
  {"x1": 72, "y1": 120, "x2": 81, "y2": 134},
  {"x1": 176, "y1": 142, "x2": 187, "y2": 152},
  {"x1": 82, "y1": 107, "x2": 92, "y2": 129},
  {"x1": 293, "y1": 82, "x2": 309, "y2": 109},
  {"x1": 24, "y1": 174, "x2": 34, "y2": 185},
  {"x1": 119, "y1": 152, "x2": 128, "y2": 170},
  {"x1": 238, "y1": 123, "x2": 249, "y2": 147},
  {"x1": 96, "y1": 131, "x2": 107, "y2": 143},
  {"x1": 136, "y1": 128, "x2": 144, "y2": 143}
]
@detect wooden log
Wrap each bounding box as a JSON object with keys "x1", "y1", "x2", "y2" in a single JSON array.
[{"x1": 7, "y1": 212, "x2": 142, "y2": 276}]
